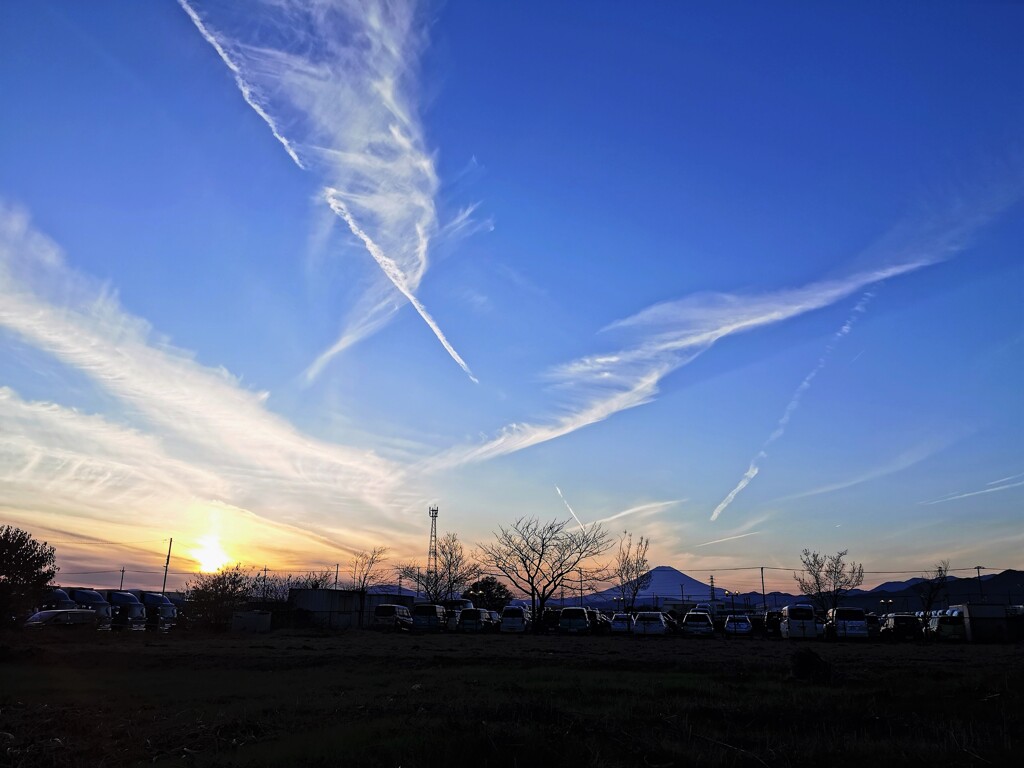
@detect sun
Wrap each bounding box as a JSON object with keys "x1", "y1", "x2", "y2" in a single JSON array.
[{"x1": 192, "y1": 533, "x2": 231, "y2": 572}]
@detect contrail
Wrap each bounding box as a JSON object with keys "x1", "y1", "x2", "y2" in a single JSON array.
[
  {"x1": 710, "y1": 291, "x2": 875, "y2": 521},
  {"x1": 555, "y1": 485, "x2": 586, "y2": 529},
  {"x1": 325, "y1": 192, "x2": 477, "y2": 383},
  {"x1": 694, "y1": 531, "x2": 762, "y2": 547},
  {"x1": 177, "y1": 1, "x2": 304, "y2": 169},
  {"x1": 919, "y1": 479, "x2": 1024, "y2": 505},
  {"x1": 178, "y1": 0, "x2": 477, "y2": 384}
]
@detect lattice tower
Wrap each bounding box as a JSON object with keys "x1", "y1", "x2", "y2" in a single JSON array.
[{"x1": 427, "y1": 506, "x2": 439, "y2": 578}]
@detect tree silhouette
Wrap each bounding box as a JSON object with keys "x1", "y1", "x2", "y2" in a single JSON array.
[
  {"x1": 793, "y1": 549, "x2": 864, "y2": 612},
  {"x1": 0, "y1": 526, "x2": 58, "y2": 622},
  {"x1": 478, "y1": 516, "x2": 610, "y2": 626},
  {"x1": 612, "y1": 531, "x2": 653, "y2": 612}
]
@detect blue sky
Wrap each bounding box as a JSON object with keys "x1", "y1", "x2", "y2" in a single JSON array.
[{"x1": 1, "y1": 1, "x2": 1021, "y2": 592}]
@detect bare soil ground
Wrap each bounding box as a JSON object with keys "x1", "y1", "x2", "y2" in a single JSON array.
[{"x1": 1, "y1": 629, "x2": 1021, "y2": 767}]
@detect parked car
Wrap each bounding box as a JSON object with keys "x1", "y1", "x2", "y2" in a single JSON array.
[
  {"x1": 456, "y1": 608, "x2": 493, "y2": 633},
  {"x1": 443, "y1": 598, "x2": 474, "y2": 630},
  {"x1": 499, "y1": 605, "x2": 531, "y2": 634},
  {"x1": 825, "y1": 607, "x2": 868, "y2": 641},
  {"x1": 541, "y1": 608, "x2": 562, "y2": 634},
  {"x1": 723, "y1": 615, "x2": 753, "y2": 638},
  {"x1": 880, "y1": 614, "x2": 923, "y2": 642},
  {"x1": 661, "y1": 613, "x2": 681, "y2": 634},
  {"x1": 487, "y1": 610, "x2": 502, "y2": 629},
  {"x1": 865, "y1": 612, "x2": 881, "y2": 640},
  {"x1": 633, "y1": 611, "x2": 669, "y2": 636},
  {"x1": 681, "y1": 611, "x2": 715, "y2": 637},
  {"x1": 24, "y1": 609, "x2": 99, "y2": 630},
  {"x1": 411, "y1": 603, "x2": 447, "y2": 633},
  {"x1": 372, "y1": 604, "x2": 412, "y2": 631},
  {"x1": 586, "y1": 608, "x2": 611, "y2": 635},
  {"x1": 925, "y1": 612, "x2": 966, "y2": 642},
  {"x1": 763, "y1": 610, "x2": 782, "y2": 638},
  {"x1": 559, "y1": 607, "x2": 591, "y2": 634},
  {"x1": 610, "y1": 613, "x2": 634, "y2": 634}
]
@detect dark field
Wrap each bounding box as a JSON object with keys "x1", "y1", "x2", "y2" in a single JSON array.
[{"x1": 1, "y1": 629, "x2": 1021, "y2": 767}]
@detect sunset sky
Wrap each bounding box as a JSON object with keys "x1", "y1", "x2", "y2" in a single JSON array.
[{"x1": 1, "y1": 1, "x2": 1021, "y2": 593}]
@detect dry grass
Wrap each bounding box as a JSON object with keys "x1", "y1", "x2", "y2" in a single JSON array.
[{"x1": 0, "y1": 630, "x2": 1020, "y2": 767}]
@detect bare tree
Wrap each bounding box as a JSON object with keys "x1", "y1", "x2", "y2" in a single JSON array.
[
  {"x1": 914, "y1": 559, "x2": 950, "y2": 615},
  {"x1": 612, "y1": 531, "x2": 653, "y2": 613},
  {"x1": 254, "y1": 572, "x2": 293, "y2": 603},
  {"x1": 346, "y1": 547, "x2": 389, "y2": 591},
  {"x1": 793, "y1": 549, "x2": 864, "y2": 613},
  {"x1": 478, "y1": 517, "x2": 611, "y2": 625},
  {"x1": 397, "y1": 532, "x2": 480, "y2": 604},
  {"x1": 291, "y1": 568, "x2": 338, "y2": 591},
  {"x1": 346, "y1": 547, "x2": 389, "y2": 626}
]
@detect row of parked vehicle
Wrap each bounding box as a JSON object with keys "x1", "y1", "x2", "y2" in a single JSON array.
[
  {"x1": 373, "y1": 603, "x2": 752, "y2": 638},
  {"x1": 22, "y1": 588, "x2": 178, "y2": 631},
  {"x1": 371, "y1": 601, "x2": 999, "y2": 642}
]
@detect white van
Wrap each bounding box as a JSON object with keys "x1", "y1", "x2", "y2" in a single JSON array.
[
  {"x1": 780, "y1": 604, "x2": 822, "y2": 639},
  {"x1": 499, "y1": 605, "x2": 531, "y2": 633},
  {"x1": 825, "y1": 607, "x2": 868, "y2": 640}
]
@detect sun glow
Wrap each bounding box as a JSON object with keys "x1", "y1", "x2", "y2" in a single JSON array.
[{"x1": 192, "y1": 533, "x2": 231, "y2": 572}]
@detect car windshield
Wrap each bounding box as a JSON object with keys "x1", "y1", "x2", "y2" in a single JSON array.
[
  {"x1": 787, "y1": 607, "x2": 814, "y2": 620},
  {"x1": 502, "y1": 608, "x2": 524, "y2": 618},
  {"x1": 686, "y1": 614, "x2": 710, "y2": 624}
]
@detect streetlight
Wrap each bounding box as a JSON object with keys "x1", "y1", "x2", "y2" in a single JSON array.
[
  {"x1": 612, "y1": 596, "x2": 624, "y2": 615},
  {"x1": 725, "y1": 590, "x2": 736, "y2": 615},
  {"x1": 879, "y1": 598, "x2": 893, "y2": 616}
]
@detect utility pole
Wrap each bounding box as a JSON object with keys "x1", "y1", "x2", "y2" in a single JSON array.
[
  {"x1": 263, "y1": 565, "x2": 269, "y2": 601},
  {"x1": 709, "y1": 575, "x2": 715, "y2": 602},
  {"x1": 761, "y1": 566, "x2": 767, "y2": 612},
  {"x1": 120, "y1": 566, "x2": 125, "y2": 590},
  {"x1": 161, "y1": 538, "x2": 173, "y2": 595},
  {"x1": 578, "y1": 568, "x2": 584, "y2": 606},
  {"x1": 975, "y1": 565, "x2": 985, "y2": 600},
  {"x1": 334, "y1": 563, "x2": 339, "y2": 590}
]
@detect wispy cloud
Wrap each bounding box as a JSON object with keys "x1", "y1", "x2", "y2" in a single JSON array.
[
  {"x1": 179, "y1": 0, "x2": 477, "y2": 382},
  {"x1": 426, "y1": 260, "x2": 934, "y2": 474},
  {"x1": 0, "y1": 205, "x2": 416, "y2": 553}
]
